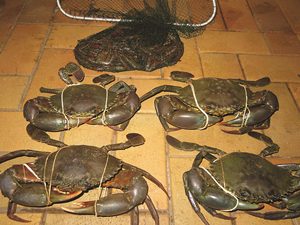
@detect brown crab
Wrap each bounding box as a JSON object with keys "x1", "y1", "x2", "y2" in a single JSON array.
[
  {"x1": 0, "y1": 133, "x2": 168, "y2": 224},
  {"x1": 141, "y1": 71, "x2": 279, "y2": 134},
  {"x1": 23, "y1": 63, "x2": 141, "y2": 146},
  {"x1": 167, "y1": 132, "x2": 300, "y2": 224}
]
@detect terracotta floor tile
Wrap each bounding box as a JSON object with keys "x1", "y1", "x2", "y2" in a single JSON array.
[
  {"x1": 0, "y1": 0, "x2": 24, "y2": 23},
  {"x1": 25, "y1": 49, "x2": 77, "y2": 101},
  {"x1": 201, "y1": 53, "x2": 244, "y2": 78},
  {"x1": 219, "y1": 0, "x2": 258, "y2": 31},
  {"x1": 0, "y1": 112, "x2": 60, "y2": 152},
  {"x1": 121, "y1": 78, "x2": 185, "y2": 114},
  {"x1": 197, "y1": 31, "x2": 270, "y2": 54},
  {"x1": 0, "y1": 76, "x2": 28, "y2": 109},
  {"x1": 0, "y1": 22, "x2": 14, "y2": 51},
  {"x1": 63, "y1": 125, "x2": 114, "y2": 146},
  {"x1": 234, "y1": 213, "x2": 293, "y2": 225},
  {"x1": 0, "y1": 211, "x2": 42, "y2": 225},
  {"x1": 288, "y1": 83, "x2": 300, "y2": 109},
  {"x1": 276, "y1": 0, "x2": 300, "y2": 33},
  {"x1": 240, "y1": 54, "x2": 300, "y2": 82},
  {"x1": 248, "y1": 0, "x2": 292, "y2": 32},
  {"x1": 170, "y1": 157, "x2": 232, "y2": 225},
  {"x1": 115, "y1": 114, "x2": 168, "y2": 210},
  {"x1": 45, "y1": 212, "x2": 130, "y2": 225},
  {"x1": 263, "y1": 83, "x2": 300, "y2": 157},
  {"x1": 0, "y1": 24, "x2": 48, "y2": 75},
  {"x1": 46, "y1": 24, "x2": 104, "y2": 49},
  {"x1": 206, "y1": 4, "x2": 226, "y2": 31},
  {"x1": 264, "y1": 31, "x2": 300, "y2": 55},
  {"x1": 18, "y1": 0, "x2": 56, "y2": 23},
  {"x1": 163, "y1": 38, "x2": 203, "y2": 78}
]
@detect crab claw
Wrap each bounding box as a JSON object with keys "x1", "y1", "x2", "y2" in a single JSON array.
[
  {"x1": 62, "y1": 201, "x2": 95, "y2": 215},
  {"x1": 126, "y1": 133, "x2": 145, "y2": 146},
  {"x1": 92, "y1": 74, "x2": 115, "y2": 86}
]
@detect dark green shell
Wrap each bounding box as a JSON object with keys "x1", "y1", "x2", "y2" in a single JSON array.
[
  {"x1": 210, "y1": 152, "x2": 293, "y2": 203},
  {"x1": 33, "y1": 145, "x2": 122, "y2": 192},
  {"x1": 178, "y1": 78, "x2": 253, "y2": 116},
  {"x1": 49, "y1": 84, "x2": 117, "y2": 116}
]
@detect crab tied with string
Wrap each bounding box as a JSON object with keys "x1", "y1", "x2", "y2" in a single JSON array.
[
  {"x1": 0, "y1": 133, "x2": 168, "y2": 224},
  {"x1": 140, "y1": 71, "x2": 279, "y2": 135},
  {"x1": 24, "y1": 62, "x2": 142, "y2": 146},
  {"x1": 167, "y1": 132, "x2": 300, "y2": 224}
]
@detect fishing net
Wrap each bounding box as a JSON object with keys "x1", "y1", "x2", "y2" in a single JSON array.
[
  {"x1": 58, "y1": 0, "x2": 217, "y2": 72},
  {"x1": 57, "y1": 0, "x2": 216, "y2": 38}
]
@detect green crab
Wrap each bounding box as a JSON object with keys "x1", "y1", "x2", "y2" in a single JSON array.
[
  {"x1": 141, "y1": 71, "x2": 279, "y2": 134},
  {"x1": 24, "y1": 63, "x2": 141, "y2": 146},
  {"x1": 0, "y1": 133, "x2": 168, "y2": 224},
  {"x1": 167, "y1": 132, "x2": 300, "y2": 224}
]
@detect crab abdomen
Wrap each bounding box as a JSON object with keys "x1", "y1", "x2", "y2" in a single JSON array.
[
  {"x1": 33, "y1": 145, "x2": 122, "y2": 192},
  {"x1": 178, "y1": 78, "x2": 251, "y2": 116},
  {"x1": 49, "y1": 84, "x2": 117, "y2": 116},
  {"x1": 210, "y1": 152, "x2": 293, "y2": 203}
]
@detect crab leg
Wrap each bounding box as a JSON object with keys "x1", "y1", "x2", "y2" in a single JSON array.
[
  {"x1": 247, "y1": 131, "x2": 279, "y2": 157},
  {"x1": 166, "y1": 135, "x2": 226, "y2": 156},
  {"x1": 101, "y1": 133, "x2": 145, "y2": 153},
  {"x1": 247, "y1": 211, "x2": 300, "y2": 220},
  {"x1": 130, "y1": 207, "x2": 139, "y2": 225},
  {"x1": 140, "y1": 85, "x2": 181, "y2": 102},
  {"x1": 26, "y1": 124, "x2": 67, "y2": 148}
]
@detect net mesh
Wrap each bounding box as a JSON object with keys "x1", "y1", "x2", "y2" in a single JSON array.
[{"x1": 58, "y1": 0, "x2": 215, "y2": 38}]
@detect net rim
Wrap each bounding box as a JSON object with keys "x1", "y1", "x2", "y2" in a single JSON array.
[{"x1": 56, "y1": 0, "x2": 217, "y2": 27}]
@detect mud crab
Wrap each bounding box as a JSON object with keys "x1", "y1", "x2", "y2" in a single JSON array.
[
  {"x1": 74, "y1": 18, "x2": 183, "y2": 72},
  {"x1": 167, "y1": 132, "x2": 300, "y2": 224},
  {"x1": 0, "y1": 133, "x2": 168, "y2": 224},
  {"x1": 141, "y1": 71, "x2": 279, "y2": 134},
  {"x1": 24, "y1": 63, "x2": 141, "y2": 146}
]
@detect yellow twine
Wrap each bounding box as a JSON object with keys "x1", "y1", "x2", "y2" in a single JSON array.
[
  {"x1": 188, "y1": 82, "x2": 209, "y2": 130},
  {"x1": 94, "y1": 154, "x2": 110, "y2": 216}
]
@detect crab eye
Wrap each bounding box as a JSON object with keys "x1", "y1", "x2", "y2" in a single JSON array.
[{"x1": 239, "y1": 189, "x2": 251, "y2": 198}]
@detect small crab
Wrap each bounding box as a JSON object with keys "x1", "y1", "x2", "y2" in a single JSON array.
[
  {"x1": 0, "y1": 133, "x2": 168, "y2": 224},
  {"x1": 24, "y1": 63, "x2": 141, "y2": 146},
  {"x1": 74, "y1": 18, "x2": 183, "y2": 72},
  {"x1": 167, "y1": 132, "x2": 300, "y2": 224},
  {"x1": 141, "y1": 71, "x2": 279, "y2": 134}
]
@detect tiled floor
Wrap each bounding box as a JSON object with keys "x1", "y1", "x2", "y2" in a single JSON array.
[{"x1": 0, "y1": 0, "x2": 300, "y2": 225}]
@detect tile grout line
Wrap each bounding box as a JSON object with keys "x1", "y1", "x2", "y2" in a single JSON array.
[
  {"x1": 165, "y1": 132, "x2": 175, "y2": 225},
  {"x1": 0, "y1": 0, "x2": 27, "y2": 53},
  {"x1": 194, "y1": 37, "x2": 205, "y2": 78},
  {"x1": 216, "y1": 0, "x2": 228, "y2": 31},
  {"x1": 286, "y1": 82, "x2": 300, "y2": 112},
  {"x1": 17, "y1": 23, "x2": 54, "y2": 112},
  {"x1": 236, "y1": 54, "x2": 247, "y2": 80}
]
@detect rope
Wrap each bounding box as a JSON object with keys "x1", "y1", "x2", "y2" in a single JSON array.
[
  {"x1": 188, "y1": 82, "x2": 209, "y2": 130},
  {"x1": 94, "y1": 154, "x2": 110, "y2": 216},
  {"x1": 42, "y1": 147, "x2": 64, "y2": 205},
  {"x1": 100, "y1": 88, "x2": 109, "y2": 126},
  {"x1": 239, "y1": 84, "x2": 250, "y2": 127},
  {"x1": 60, "y1": 83, "x2": 81, "y2": 130},
  {"x1": 200, "y1": 166, "x2": 239, "y2": 211},
  {"x1": 23, "y1": 163, "x2": 41, "y2": 180}
]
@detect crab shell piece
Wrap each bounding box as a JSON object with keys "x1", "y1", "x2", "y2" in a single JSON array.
[
  {"x1": 0, "y1": 133, "x2": 168, "y2": 224},
  {"x1": 74, "y1": 21, "x2": 184, "y2": 72},
  {"x1": 140, "y1": 71, "x2": 279, "y2": 134},
  {"x1": 166, "y1": 134, "x2": 300, "y2": 224}
]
